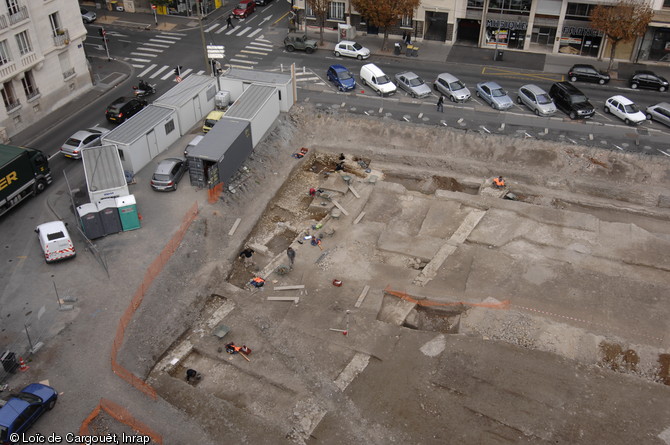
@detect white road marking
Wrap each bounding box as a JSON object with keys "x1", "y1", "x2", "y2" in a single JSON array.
[
  {"x1": 149, "y1": 38, "x2": 176, "y2": 45},
  {"x1": 157, "y1": 34, "x2": 181, "y2": 40},
  {"x1": 240, "y1": 50, "x2": 268, "y2": 55},
  {"x1": 137, "y1": 47, "x2": 164, "y2": 53},
  {"x1": 145, "y1": 42, "x2": 170, "y2": 48},
  {"x1": 149, "y1": 65, "x2": 169, "y2": 78},
  {"x1": 236, "y1": 27, "x2": 252, "y2": 37},
  {"x1": 229, "y1": 64, "x2": 253, "y2": 70},
  {"x1": 181, "y1": 68, "x2": 193, "y2": 77},
  {"x1": 131, "y1": 52, "x2": 157, "y2": 57},
  {"x1": 137, "y1": 64, "x2": 157, "y2": 77},
  {"x1": 159, "y1": 31, "x2": 187, "y2": 36},
  {"x1": 230, "y1": 58, "x2": 257, "y2": 64},
  {"x1": 205, "y1": 23, "x2": 220, "y2": 32},
  {"x1": 130, "y1": 58, "x2": 152, "y2": 63},
  {"x1": 196, "y1": 70, "x2": 205, "y2": 75},
  {"x1": 132, "y1": 64, "x2": 145, "y2": 68},
  {"x1": 250, "y1": 41, "x2": 273, "y2": 48},
  {"x1": 247, "y1": 28, "x2": 262, "y2": 38}
]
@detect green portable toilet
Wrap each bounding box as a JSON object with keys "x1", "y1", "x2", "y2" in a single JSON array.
[{"x1": 115, "y1": 195, "x2": 140, "y2": 231}]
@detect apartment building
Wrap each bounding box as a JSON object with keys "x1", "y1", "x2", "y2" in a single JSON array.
[
  {"x1": 0, "y1": 0, "x2": 90, "y2": 140},
  {"x1": 295, "y1": 0, "x2": 670, "y2": 62}
]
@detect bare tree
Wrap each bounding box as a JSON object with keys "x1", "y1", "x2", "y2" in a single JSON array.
[
  {"x1": 305, "y1": 0, "x2": 329, "y2": 46},
  {"x1": 590, "y1": 0, "x2": 653, "y2": 71},
  {"x1": 351, "y1": 0, "x2": 420, "y2": 51}
]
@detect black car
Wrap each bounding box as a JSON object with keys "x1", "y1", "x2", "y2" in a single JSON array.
[
  {"x1": 629, "y1": 70, "x2": 669, "y2": 92},
  {"x1": 549, "y1": 81, "x2": 595, "y2": 120},
  {"x1": 254, "y1": 0, "x2": 272, "y2": 5},
  {"x1": 568, "y1": 64, "x2": 610, "y2": 85},
  {"x1": 105, "y1": 97, "x2": 147, "y2": 124}
]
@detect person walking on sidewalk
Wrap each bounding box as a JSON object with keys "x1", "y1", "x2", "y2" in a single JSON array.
[
  {"x1": 437, "y1": 95, "x2": 444, "y2": 113},
  {"x1": 227, "y1": 14, "x2": 234, "y2": 29},
  {"x1": 286, "y1": 246, "x2": 296, "y2": 268}
]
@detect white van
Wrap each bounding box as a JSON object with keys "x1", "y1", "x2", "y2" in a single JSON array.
[
  {"x1": 35, "y1": 221, "x2": 76, "y2": 263},
  {"x1": 359, "y1": 63, "x2": 397, "y2": 97}
]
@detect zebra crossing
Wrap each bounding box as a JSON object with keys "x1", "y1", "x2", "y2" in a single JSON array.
[
  {"x1": 227, "y1": 37, "x2": 273, "y2": 70},
  {"x1": 129, "y1": 31, "x2": 185, "y2": 70}
]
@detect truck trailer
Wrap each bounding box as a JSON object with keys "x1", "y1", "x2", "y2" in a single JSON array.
[{"x1": 0, "y1": 144, "x2": 52, "y2": 217}]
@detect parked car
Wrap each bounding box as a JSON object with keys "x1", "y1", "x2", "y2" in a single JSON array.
[
  {"x1": 433, "y1": 73, "x2": 470, "y2": 103},
  {"x1": 516, "y1": 84, "x2": 556, "y2": 116},
  {"x1": 645, "y1": 102, "x2": 670, "y2": 127},
  {"x1": 35, "y1": 221, "x2": 76, "y2": 263},
  {"x1": 254, "y1": 0, "x2": 272, "y2": 5},
  {"x1": 81, "y1": 7, "x2": 96, "y2": 23},
  {"x1": 333, "y1": 41, "x2": 370, "y2": 60},
  {"x1": 60, "y1": 127, "x2": 109, "y2": 159},
  {"x1": 105, "y1": 97, "x2": 147, "y2": 124},
  {"x1": 629, "y1": 70, "x2": 668, "y2": 92},
  {"x1": 327, "y1": 65, "x2": 356, "y2": 91},
  {"x1": 604, "y1": 95, "x2": 647, "y2": 125},
  {"x1": 568, "y1": 64, "x2": 610, "y2": 85},
  {"x1": 203, "y1": 110, "x2": 224, "y2": 133},
  {"x1": 284, "y1": 33, "x2": 317, "y2": 53},
  {"x1": 549, "y1": 81, "x2": 595, "y2": 120},
  {"x1": 394, "y1": 71, "x2": 431, "y2": 98},
  {"x1": 475, "y1": 81, "x2": 513, "y2": 110},
  {"x1": 151, "y1": 158, "x2": 187, "y2": 191},
  {"x1": 0, "y1": 383, "x2": 57, "y2": 443},
  {"x1": 233, "y1": 0, "x2": 255, "y2": 18},
  {"x1": 359, "y1": 64, "x2": 396, "y2": 97}
]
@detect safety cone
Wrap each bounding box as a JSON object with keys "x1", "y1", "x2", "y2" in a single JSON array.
[{"x1": 18, "y1": 357, "x2": 29, "y2": 372}]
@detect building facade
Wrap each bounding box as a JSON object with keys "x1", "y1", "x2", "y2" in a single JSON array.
[
  {"x1": 295, "y1": 0, "x2": 670, "y2": 62},
  {"x1": 0, "y1": 0, "x2": 91, "y2": 140}
]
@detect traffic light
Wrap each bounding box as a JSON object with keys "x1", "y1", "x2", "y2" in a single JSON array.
[{"x1": 174, "y1": 66, "x2": 182, "y2": 76}]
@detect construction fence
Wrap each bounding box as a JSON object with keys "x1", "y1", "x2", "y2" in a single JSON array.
[
  {"x1": 110, "y1": 202, "x2": 199, "y2": 399},
  {"x1": 79, "y1": 398, "x2": 163, "y2": 444}
]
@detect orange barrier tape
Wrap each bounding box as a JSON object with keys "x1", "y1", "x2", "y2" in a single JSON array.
[
  {"x1": 207, "y1": 182, "x2": 223, "y2": 204},
  {"x1": 384, "y1": 286, "x2": 510, "y2": 309},
  {"x1": 79, "y1": 398, "x2": 163, "y2": 444},
  {"x1": 110, "y1": 203, "x2": 199, "y2": 399}
]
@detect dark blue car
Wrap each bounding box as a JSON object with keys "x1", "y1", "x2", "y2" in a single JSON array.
[
  {"x1": 0, "y1": 383, "x2": 57, "y2": 444},
  {"x1": 327, "y1": 64, "x2": 356, "y2": 92}
]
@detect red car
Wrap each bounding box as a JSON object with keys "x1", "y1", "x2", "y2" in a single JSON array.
[{"x1": 233, "y1": 0, "x2": 255, "y2": 18}]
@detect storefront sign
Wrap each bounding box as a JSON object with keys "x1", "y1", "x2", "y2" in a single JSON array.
[
  {"x1": 486, "y1": 19, "x2": 527, "y2": 31},
  {"x1": 561, "y1": 26, "x2": 602, "y2": 37}
]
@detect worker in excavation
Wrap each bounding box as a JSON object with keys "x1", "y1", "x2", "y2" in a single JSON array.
[{"x1": 493, "y1": 176, "x2": 505, "y2": 188}]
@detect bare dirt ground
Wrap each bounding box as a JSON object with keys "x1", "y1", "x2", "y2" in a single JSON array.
[{"x1": 120, "y1": 105, "x2": 670, "y2": 444}]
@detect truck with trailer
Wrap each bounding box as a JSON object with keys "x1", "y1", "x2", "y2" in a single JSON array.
[{"x1": 0, "y1": 145, "x2": 51, "y2": 217}]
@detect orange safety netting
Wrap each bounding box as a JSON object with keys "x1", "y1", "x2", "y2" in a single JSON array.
[
  {"x1": 110, "y1": 203, "x2": 199, "y2": 399},
  {"x1": 79, "y1": 398, "x2": 163, "y2": 444},
  {"x1": 384, "y1": 286, "x2": 510, "y2": 309},
  {"x1": 208, "y1": 182, "x2": 224, "y2": 204}
]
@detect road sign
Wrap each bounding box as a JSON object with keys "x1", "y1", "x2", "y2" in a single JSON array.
[
  {"x1": 207, "y1": 44, "x2": 225, "y2": 59},
  {"x1": 151, "y1": 4, "x2": 156, "y2": 9}
]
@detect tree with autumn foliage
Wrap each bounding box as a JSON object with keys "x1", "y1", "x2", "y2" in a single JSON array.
[
  {"x1": 305, "y1": 0, "x2": 329, "y2": 46},
  {"x1": 589, "y1": 0, "x2": 653, "y2": 71},
  {"x1": 351, "y1": 0, "x2": 420, "y2": 51}
]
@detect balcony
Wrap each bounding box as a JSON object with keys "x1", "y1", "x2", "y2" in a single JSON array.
[
  {"x1": 53, "y1": 29, "x2": 70, "y2": 47},
  {"x1": 62, "y1": 67, "x2": 75, "y2": 80},
  {"x1": 0, "y1": 61, "x2": 16, "y2": 82},
  {"x1": 5, "y1": 99, "x2": 21, "y2": 113},
  {"x1": 25, "y1": 88, "x2": 40, "y2": 102},
  {"x1": 0, "y1": 15, "x2": 8, "y2": 30},
  {"x1": 8, "y1": 6, "x2": 28, "y2": 26}
]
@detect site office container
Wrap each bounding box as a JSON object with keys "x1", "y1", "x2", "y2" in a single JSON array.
[
  {"x1": 219, "y1": 68, "x2": 294, "y2": 112},
  {"x1": 187, "y1": 118, "x2": 253, "y2": 189},
  {"x1": 224, "y1": 84, "x2": 280, "y2": 147},
  {"x1": 153, "y1": 74, "x2": 218, "y2": 135}
]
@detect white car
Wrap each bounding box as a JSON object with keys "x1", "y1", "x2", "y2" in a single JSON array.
[
  {"x1": 334, "y1": 41, "x2": 370, "y2": 60},
  {"x1": 604, "y1": 95, "x2": 647, "y2": 125},
  {"x1": 60, "y1": 127, "x2": 109, "y2": 159}
]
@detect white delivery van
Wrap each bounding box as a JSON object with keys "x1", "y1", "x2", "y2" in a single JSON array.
[
  {"x1": 35, "y1": 221, "x2": 76, "y2": 263},
  {"x1": 359, "y1": 63, "x2": 397, "y2": 97}
]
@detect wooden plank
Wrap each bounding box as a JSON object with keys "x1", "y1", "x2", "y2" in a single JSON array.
[
  {"x1": 274, "y1": 285, "x2": 305, "y2": 291},
  {"x1": 353, "y1": 211, "x2": 365, "y2": 225},
  {"x1": 267, "y1": 296, "x2": 299, "y2": 302},
  {"x1": 348, "y1": 184, "x2": 360, "y2": 198},
  {"x1": 228, "y1": 218, "x2": 242, "y2": 236},
  {"x1": 331, "y1": 199, "x2": 349, "y2": 216},
  {"x1": 354, "y1": 285, "x2": 370, "y2": 308}
]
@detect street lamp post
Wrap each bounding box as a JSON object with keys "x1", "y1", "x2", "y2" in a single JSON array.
[{"x1": 494, "y1": 0, "x2": 505, "y2": 60}]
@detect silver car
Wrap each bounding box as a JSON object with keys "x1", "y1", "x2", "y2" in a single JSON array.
[
  {"x1": 81, "y1": 7, "x2": 96, "y2": 23},
  {"x1": 516, "y1": 84, "x2": 556, "y2": 116},
  {"x1": 475, "y1": 81, "x2": 513, "y2": 110},
  {"x1": 433, "y1": 73, "x2": 471, "y2": 102},
  {"x1": 60, "y1": 128, "x2": 109, "y2": 159},
  {"x1": 645, "y1": 102, "x2": 670, "y2": 128},
  {"x1": 150, "y1": 158, "x2": 187, "y2": 191},
  {"x1": 394, "y1": 72, "x2": 432, "y2": 98}
]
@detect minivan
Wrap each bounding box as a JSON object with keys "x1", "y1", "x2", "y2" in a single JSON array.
[
  {"x1": 359, "y1": 64, "x2": 396, "y2": 97},
  {"x1": 549, "y1": 82, "x2": 595, "y2": 120}
]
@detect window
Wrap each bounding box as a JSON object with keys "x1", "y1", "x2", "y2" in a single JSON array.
[
  {"x1": 328, "y1": 1, "x2": 344, "y2": 20},
  {"x1": 1, "y1": 81, "x2": 19, "y2": 110},
  {"x1": 15, "y1": 30, "x2": 32, "y2": 55},
  {"x1": 21, "y1": 70, "x2": 38, "y2": 99},
  {"x1": 165, "y1": 119, "x2": 175, "y2": 134},
  {"x1": 401, "y1": 15, "x2": 412, "y2": 27},
  {"x1": 49, "y1": 12, "x2": 62, "y2": 36},
  {"x1": 305, "y1": 4, "x2": 314, "y2": 17},
  {"x1": 6, "y1": 0, "x2": 19, "y2": 15},
  {"x1": 0, "y1": 40, "x2": 11, "y2": 65},
  {"x1": 566, "y1": 3, "x2": 597, "y2": 20},
  {"x1": 665, "y1": 0, "x2": 670, "y2": 8}
]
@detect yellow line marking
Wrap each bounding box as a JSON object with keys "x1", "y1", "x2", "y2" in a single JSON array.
[
  {"x1": 482, "y1": 66, "x2": 564, "y2": 82},
  {"x1": 274, "y1": 11, "x2": 290, "y2": 25}
]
